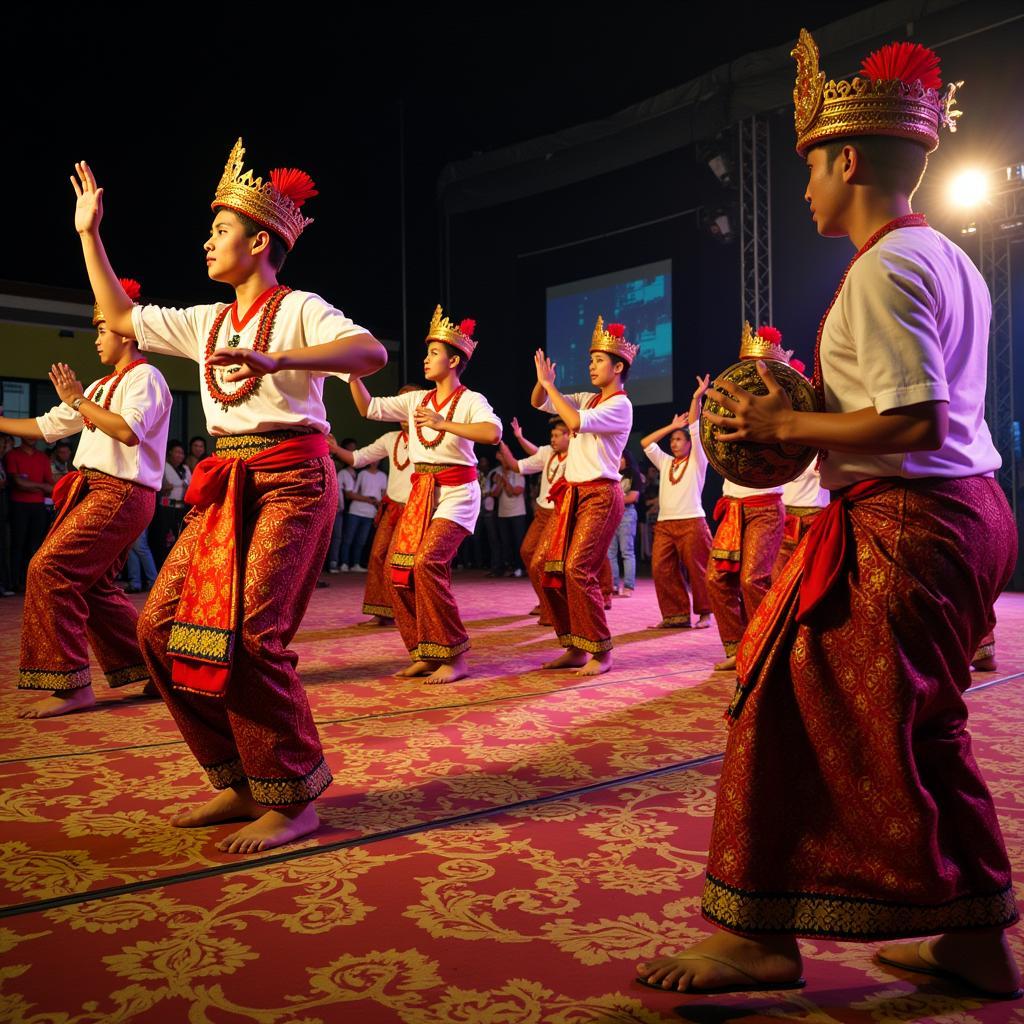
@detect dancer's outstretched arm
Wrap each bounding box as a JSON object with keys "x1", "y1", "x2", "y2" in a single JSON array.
[
  {"x1": 531, "y1": 350, "x2": 581, "y2": 432},
  {"x1": 510, "y1": 417, "x2": 538, "y2": 456}
]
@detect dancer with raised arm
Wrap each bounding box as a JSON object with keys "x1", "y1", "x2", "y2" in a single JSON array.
[
  {"x1": 350, "y1": 307, "x2": 501, "y2": 684},
  {"x1": 637, "y1": 31, "x2": 1020, "y2": 998},
  {"x1": 531, "y1": 317, "x2": 634, "y2": 676},
  {"x1": 6, "y1": 279, "x2": 170, "y2": 718},
  {"x1": 641, "y1": 374, "x2": 713, "y2": 630},
  {"x1": 71, "y1": 142, "x2": 386, "y2": 854}
]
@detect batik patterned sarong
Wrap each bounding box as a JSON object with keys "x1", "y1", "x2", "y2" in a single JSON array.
[
  {"x1": 702, "y1": 476, "x2": 1018, "y2": 939},
  {"x1": 522, "y1": 506, "x2": 554, "y2": 613},
  {"x1": 651, "y1": 518, "x2": 713, "y2": 624},
  {"x1": 706, "y1": 497, "x2": 783, "y2": 656},
  {"x1": 771, "y1": 505, "x2": 824, "y2": 581},
  {"x1": 137, "y1": 439, "x2": 336, "y2": 807},
  {"x1": 19, "y1": 470, "x2": 153, "y2": 692}
]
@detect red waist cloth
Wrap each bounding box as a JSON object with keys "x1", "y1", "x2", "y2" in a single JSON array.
[
  {"x1": 51, "y1": 470, "x2": 88, "y2": 531},
  {"x1": 390, "y1": 464, "x2": 478, "y2": 588},
  {"x1": 711, "y1": 493, "x2": 782, "y2": 573},
  {"x1": 542, "y1": 479, "x2": 615, "y2": 589},
  {"x1": 168, "y1": 433, "x2": 328, "y2": 697}
]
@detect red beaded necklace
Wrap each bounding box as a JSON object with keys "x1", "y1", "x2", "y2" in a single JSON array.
[
  {"x1": 811, "y1": 214, "x2": 928, "y2": 405},
  {"x1": 204, "y1": 285, "x2": 291, "y2": 411},
  {"x1": 545, "y1": 449, "x2": 567, "y2": 485},
  {"x1": 82, "y1": 358, "x2": 147, "y2": 431},
  {"x1": 393, "y1": 429, "x2": 410, "y2": 471},
  {"x1": 668, "y1": 454, "x2": 689, "y2": 484},
  {"x1": 415, "y1": 385, "x2": 466, "y2": 449}
]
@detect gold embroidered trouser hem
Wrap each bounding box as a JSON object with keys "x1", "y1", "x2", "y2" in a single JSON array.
[
  {"x1": 558, "y1": 633, "x2": 614, "y2": 654},
  {"x1": 18, "y1": 666, "x2": 92, "y2": 692},
  {"x1": 204, "y1": 756, "x2": 334, "y2": 807}
]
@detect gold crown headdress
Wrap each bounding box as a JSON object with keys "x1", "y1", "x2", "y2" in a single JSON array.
[
  {"x1": 93, "y1": 277, "x2": 142, "y2": 326},
  {"x1": 426, "y1": 304, "x2": 478, "y2": 360},
  {"x1": 739, "y1": 322, "x2": 794, "y2": 363},
  {"x1": 211, "y1": 138, "x2": 317, "y2": 251},
  {"x1": 792, "y1": 28, "x2": 962, "y2": 156},
  {"x1": 591, "y1": 316, "x2": 639, "y2": 366}
]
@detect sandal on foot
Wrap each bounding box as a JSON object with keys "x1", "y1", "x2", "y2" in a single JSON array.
[
  {"x1": 876, "y1": 942, "x2": 1023, "y2": 1001},
  {"x1": 634, "y1": 953, "x2": 806, "y2": 995}
]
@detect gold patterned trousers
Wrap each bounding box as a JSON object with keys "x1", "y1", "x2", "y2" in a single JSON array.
[
  {"x1": 19, "y1": 471, "x2": 152, "y2": 692},
  {"x1": 706, "y1": 499, "x2": 783, "y2": 656},
  {"x1": 703, "y1": 477, "x2": 1018, "y2": 938},
  {"x1": 651, "y1": 517, "x2": 713, "y2": 623},
  {"x1": 522, "y1": 506, "x2": 553, "y2": 614},
  {"x1": 771, "y1": 505, "x2": 824, "y2": 581},
  {"x1": 544, "y1": 481, "x2": 624, "y2": 653},
  {"x1": 137, "y1": 457, "x2": 336, "y2": 807},
  {"x1": 387, "y1": 515, "x2": 471, "y2": 662},
  {"x1": 362, "y1": 500, "x2": 403, "y2": 618}
]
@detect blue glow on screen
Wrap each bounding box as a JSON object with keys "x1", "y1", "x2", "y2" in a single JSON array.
[{"x1": 545, "y1": 260, "x2": 672, "y2": 407}]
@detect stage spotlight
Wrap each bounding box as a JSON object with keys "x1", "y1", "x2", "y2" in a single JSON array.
[
  {"x1": 701, "y1": 141, "x2": 734, "y2": 187},
  {"x1": 706, "y1": 208, "x2": 735, "y2": 244},
  {"x1": 949, "y1": 169, "x2": 989, "y2": 208}
]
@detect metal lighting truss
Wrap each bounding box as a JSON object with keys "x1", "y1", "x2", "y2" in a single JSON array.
[{"x1": 738, "y1": 115, "x2": 773, "y2": 330}]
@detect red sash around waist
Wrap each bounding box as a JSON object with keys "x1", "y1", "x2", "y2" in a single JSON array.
[
  {"x1": 168, "y1": 432, "x2": 328, "y2": 697},
  {"x1": 390, "y1": 464, "x2": 478, "y2": 588},
  {"x1": 51, "y1": 470, "x2": 88, "y2": 531},
  {"x1": 711, "y1": 494, "x2": 782, "y2": 573},
  {"x1": 541, "y1": 478, "x2": 614, "y2": 590}
]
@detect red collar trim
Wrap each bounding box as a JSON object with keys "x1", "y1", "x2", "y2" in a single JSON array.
[
  {"x1": 586, "y1": 389, "x2": 627, "y2": 409},
  {"x1": 231, "y1": 284, "x2": 282, "y2": 332},
  {"x1": 428, "y1": 385, "x2": 466, "y2": 412}
]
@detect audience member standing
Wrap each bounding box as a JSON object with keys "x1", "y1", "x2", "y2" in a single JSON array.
[
  {"x1": 5, "y1": 440, "x2": 54, "y2": 590},
  {"x1": 608, "y1": 450, "x2": 640, "y2": 597},
  {"x1": 338, "y1": 459, "x2": 388, "y2": 571},
  {"x1": 152, "y1": 439, "x2": 191, "y2": 568},
  {"x1": 184, "y1": 435, "x2": 208, "y2": 473},
  {"x1": 495, "y1": 462, "x2": 526, "y2": 577}
]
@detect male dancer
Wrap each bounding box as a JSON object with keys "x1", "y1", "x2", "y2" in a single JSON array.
[
  {"x1": 705, "y1": 325, "x2": 787, "y2": 671},
  {"x1": 333, "y1": 384, "x2": 419, "y2": 624},
  {"x1": 640, "y1": 374, "x2": 713, "y2": 630},
  {"x1": 350, "y1": 307, "x2": 501, "y2": 684},
  {"x1": 496, "y1": 415, "x2": 570, "y2": 622},
  {"x1": 71, "y1": 143, "x2": 386, "y2": 854},
  {"x1": 532, "y1": 317, "x2": 634, "y2": 676},
  {"x1": 3, "y1": 279, "x2": 171, "y2": 718},
  {"x1": 638, "y1": 32, "x2": 1020, "y2": 997}
]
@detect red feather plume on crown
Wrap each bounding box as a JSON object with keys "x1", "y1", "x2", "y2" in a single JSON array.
[
  {"x1": 790, "y1": 357, "x2": 806, "y2": 375},
  {"x1": 459, "y1": 318, "x2": 476, "y2": 336},
  {"x1": 269, "y1": 168, "x2": 319, "y2": 208},
  {"x1": 607, "y1": 323, "x2": 626, "y2": 338},
  {"x1": 119, "y1": 278, "x2": 142, "y2": 302},
  {"x1": 756, "y1": 325, "x2": 782, "y2": 344},
  {"x1": 860, "y1": 41, "x2": 942, "y2": 90}
]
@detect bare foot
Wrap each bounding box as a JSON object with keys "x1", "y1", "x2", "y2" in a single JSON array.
[
  {"x1": 714, "y1": 655, "x2": 737, "y2": 671},
  {"x1": 694, "y1": 614, "x2": 712, "y2": 629},
  {"x1": 542, "y1": 649, "x2": 589, "y2": 670},
  {"x1": 216, "y1": 802, "x2": 320, "y2": 855},
  {"x1": 649, "y1": 619, "x2": 691, "y2": 629},
  {"x1": 636, "y1": 929, "x2": 804, "y2": 993},
  {"x1": 171, "y1": 785, "x2": 262, "y2": 828},
  {"x1": 424, "y1": 655, "x2": 469, "y2": 685},
  {"x1": 359, "y1": 615, "x2": 394, "y2": 627},
  {"x1": 877, "y1": 932, "x2": 1022, "y2": 999},
  {"x1": 574, "y1": 651, "x2": 613, "y2": 676},
  {"x1": 18, "y1": 687, "x2": 96, "y2": 719},
  {"x1": 528, "y1": 604, "x2": 542, "y2": 615},
  {"x1": 395, "y1": 660, "x2": 434, "y2": 677},
  {"x1": 972, "y1": 654, "x2": 997, "y2": 671}
]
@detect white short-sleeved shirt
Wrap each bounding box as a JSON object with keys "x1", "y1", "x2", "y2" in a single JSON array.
[
  {"x1": 644, "y1": 426, "x2": 708, "y2": 520},
  {"x1": 517, "y1": 444, "x2": 567, "y2": 510},
  {"x1": 497, "y1": 470, "x2": 526, "y2": 517},
  {"x1": 351, "y1": 430, "x2": 413, "y2": 504},
  {"x1": 337, "y1": 466, "x2": 356, "y2": 510},
  {"x1": 348, "y1": 467, "x2": 388, "y2": 519},
  {"x1": 782, "y1": 463, "x2": 830, "y2": 508},
  {"x1": 163, "y1": 461, "x2": 192, "y2": 502},
  {"x1": 131, "y1": 290, "x2": 365, "y2": 436},
  {"x1": 540, "y1": 391, "x2": 632, "y2": 483},
  {"x1": 819, "y1": 226, "x2": 1000, "y2": 489},
  {"x1": 367, "y1": 387, "x2": 502, "y2": 532},
  {"x1": 36, "y1": 363, "x2": 171, "y2": 490}
]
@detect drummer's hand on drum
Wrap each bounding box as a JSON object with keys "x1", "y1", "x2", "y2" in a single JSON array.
[{"x1": 705, "y1": 360, "x2": 794, "y2": 443}]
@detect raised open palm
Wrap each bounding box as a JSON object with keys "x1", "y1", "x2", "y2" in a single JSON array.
[{"x1": 70, "y1": 161, "x2": 104, "y2": 234}]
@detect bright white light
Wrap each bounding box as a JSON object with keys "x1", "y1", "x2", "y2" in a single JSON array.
[{"x1": 949, "y1": 169, "x2": 989, "y2": 208}]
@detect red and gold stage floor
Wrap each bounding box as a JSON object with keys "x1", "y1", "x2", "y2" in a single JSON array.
[{"x1": 2, "y1": 572, "x2": 1022, "y2": 1022}]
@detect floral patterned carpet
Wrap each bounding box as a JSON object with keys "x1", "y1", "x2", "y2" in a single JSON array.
[{"x1": 2, "y1": 573, "x2": 1022, "y2": 1023}]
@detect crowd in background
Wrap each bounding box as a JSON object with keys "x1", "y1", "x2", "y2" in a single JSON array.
[{"x1": 0, "y1": 429, "x2": 671, "y2": 596}]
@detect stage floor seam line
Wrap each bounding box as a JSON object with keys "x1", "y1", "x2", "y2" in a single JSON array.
[
  {"x1": 0, "y1": 752, "x2": 727, "y2": 921},
  {"x1": 0, "y1": 661, "x2": 718, "y2": 767}
]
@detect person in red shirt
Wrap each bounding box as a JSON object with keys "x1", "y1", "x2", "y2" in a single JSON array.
[{"x1": 4, "y1": 441, "x2": 54, "y2": 590}]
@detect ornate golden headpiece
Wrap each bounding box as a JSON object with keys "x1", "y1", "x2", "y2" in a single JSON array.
[
  {"x1": 739, "y1": 322, "x2": 793, "y2": 364},
  {"x1": 93, "y1": 278, "x2": 141, "y2": 327},
  {"x1": 211, "y1": 138, "x2": 317, "y2": 251},
  {"x1": 426, "y1": 304, "x2": 478, "y2": 360},
  {"x1": 590, "y1": 316, "x2": 639, "y2": 366},
  {"x1": 792, "y1": 28, "x2": 962, "y2": 156}
]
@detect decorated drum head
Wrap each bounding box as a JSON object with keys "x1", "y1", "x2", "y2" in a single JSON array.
[{"x1": 700, "y1": 358, "x2": 821, "y2": 488}]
